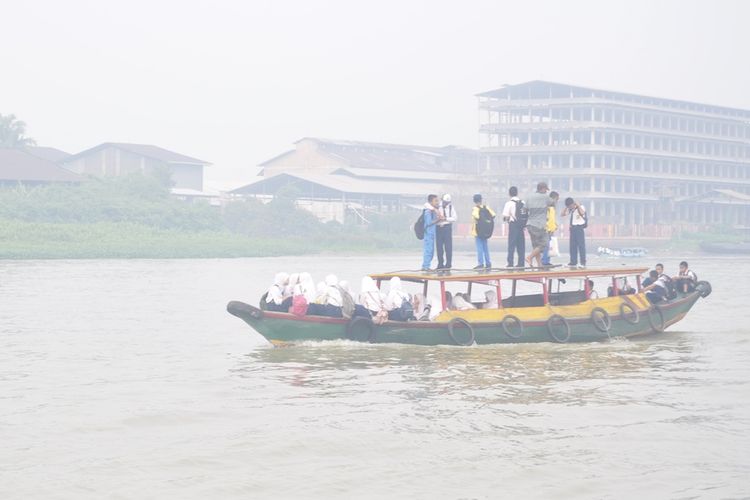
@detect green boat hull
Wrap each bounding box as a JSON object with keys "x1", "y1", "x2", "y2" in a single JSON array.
[{"x1": 227, "y1": 291, "x2": 704, "y2": 346}]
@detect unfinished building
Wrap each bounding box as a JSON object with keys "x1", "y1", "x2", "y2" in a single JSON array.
[{"x1": 478, "y1": 81, "x2": 750, "y2": 236}]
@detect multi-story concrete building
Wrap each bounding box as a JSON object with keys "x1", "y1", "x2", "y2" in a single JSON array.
[{"x1": 478, "y1": 81, "x2": 750, "y2": 236}]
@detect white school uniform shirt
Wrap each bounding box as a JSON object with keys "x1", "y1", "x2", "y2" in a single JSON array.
[
  {"x1": 680, "y1": 269, "x2": 697, "y2": 282},
  {"x1": 437, "y1": 203, "x2": 457, "y2": 227},
  {"x1": 570, "y1": 204, "x2": 587, "y2": 226},
  {"x1": 502, "y1": 196, "x2": 521, "y2": 222}
]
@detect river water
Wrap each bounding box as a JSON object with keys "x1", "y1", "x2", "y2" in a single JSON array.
[{"x1": 1, "y1": 253, "x2": 748, "y2": 499}]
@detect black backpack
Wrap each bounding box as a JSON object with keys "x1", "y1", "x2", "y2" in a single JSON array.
[
  {"x1": 514, "y1": 200, "x2": 529, "y2": 226},
  {"x1": 414, "y1": 210, "x2": 426, "y2": 240},
  {"x1": 476, "y1": 206, "x2": 495, "y2": 239}
]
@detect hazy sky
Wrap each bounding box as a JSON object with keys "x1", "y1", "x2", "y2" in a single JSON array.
[{"x1": 2, "y1": 0, "x2": 748, "y2": 188}]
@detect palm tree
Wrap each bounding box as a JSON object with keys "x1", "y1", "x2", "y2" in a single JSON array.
[{"x1": 0, "y1": 113, "x2": 36, "y2": 147}]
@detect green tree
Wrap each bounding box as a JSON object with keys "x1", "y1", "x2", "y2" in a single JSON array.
[{"x1": 0, "y1": 113, "x2": 36, "y2": 147}]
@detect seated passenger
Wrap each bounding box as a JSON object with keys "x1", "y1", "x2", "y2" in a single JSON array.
[
  {"x1": 264, "y1": 272, "x2": 292, "y2": 312},
  {"x1": 285, "y1": 273, "x2": 300, "y2": 297},
  {"x1": 359, "y1": 276, "x2": 387, "y2": 322},
  {"x1": 482, "y1": 290, "x2": 498, "y2": 309},
  {"x1": 452, "y1": 293, "x2": 476, "y2": 311},
  {"x1": 299, "y1": 272, "x2": 317, "y2": 304},
  {"x1": 641, "y1": 271, "x2": 656, "y2": 288},
  {"x1": 385, "y1": 277, "x2": 414, "y2": 321},
  {"x1": 289, "y1": 284, "x2": 308, "y2": 317},
  {"x1": 586, "y1": 279, "x2": 598, "y2": 299},
  {"x1": 656, "y1": 263, "x2": 676, "y2": 298},
  {"x1": 673, "y1": 260, "x2": 697, "y2": 293},
  {"x1": 322, "y1": 274, "x2": 344, "y2": 318},
  {"x1": 305, "y1": 281, "x2": 329, "y2": 316},
  {"x1": 444, "y1": 291, "x2": 455, "y2": 310},
  {"x1": 643, "y1": 270, "x2": 667, "y2": 304},
  {"x1": 411, "y1": 292, "x2": 427, "y2": 320}
]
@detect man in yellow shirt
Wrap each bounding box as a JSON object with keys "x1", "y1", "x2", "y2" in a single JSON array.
[{"x1": 541, "y1": 191, "x2": 559, "y2": 266}]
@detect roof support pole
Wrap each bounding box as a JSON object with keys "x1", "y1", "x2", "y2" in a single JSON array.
[
  {"x1": 543, "y1": 278, "x2": 549, "y2": 305},
  {"x1": 440, "y1": 281, "x2": 446, "y2": 310}
]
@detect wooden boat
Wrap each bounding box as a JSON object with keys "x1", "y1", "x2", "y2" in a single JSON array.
[{"x1": 227, "y1": 266, "x2": 712, "y2": 346}]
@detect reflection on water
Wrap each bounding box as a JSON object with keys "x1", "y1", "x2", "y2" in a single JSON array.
[
  {"x1": 1, "y1": 254, "x2": 749, "y2": 499},
  {"x1": 236, "y1": 334, "x2": 702, "y2": 407}
]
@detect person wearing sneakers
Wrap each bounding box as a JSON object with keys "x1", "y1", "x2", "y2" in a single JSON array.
[
  {"x1": 436, "y1": 194, "x2": 456, "y2": 270},
  {"x1": 471, "y1": 193, "x2": 496, "y2": 269},
  {"x1": 562, "y1": 197, "x2": 587, "y2": 268}
]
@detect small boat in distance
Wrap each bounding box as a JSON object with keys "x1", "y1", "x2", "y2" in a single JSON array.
[
  {"x1": 597, "y1": 246, "x2": 648, "y2": 258},
  {"x1": 227, "y1": 266, "x2": 711, "y2": 346},
  {"x1": 700, "y1": 241, "x2": 750, "y2": 255}
]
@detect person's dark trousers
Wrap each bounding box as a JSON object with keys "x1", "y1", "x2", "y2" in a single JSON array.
[
  {"x1": 506, "y1": 222, "x2": 526, "y2": 267},
  {"x1": 436, "y1": 224, "x2": 453, "y2": 268},
  {"x1": 569, "y1": 226, "x2": 587, "y2": 266}
]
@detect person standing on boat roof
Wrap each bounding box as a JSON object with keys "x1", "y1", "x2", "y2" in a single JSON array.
[
  {"x1": 436, "y1": 194, "x2": 456, "y2": 270},
  {"x1": 524, "y1": 182, "x2": 554, "y2": 268},
  {"x1": 541, "y1": 191, "x2": 559, "y2": 266},
  {"x1": 502, "y1": 186, "x2": 526, "y2": 268},
  {"x1": 421, "y1": 194, "x2": 443, "y2": 271},
  {"x1": 471, "y1": 194, "x2": 496, "y2": 269},
  {"x1": 562, "y1": 197, "x2": 587, "y2": 268}
]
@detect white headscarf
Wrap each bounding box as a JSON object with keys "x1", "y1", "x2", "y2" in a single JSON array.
[
  {"x1": 359, "y1": 276, "x2": 384, "y2": 312},
  {"x1": 299, "y1": 273, "x2": 316, "y2": 303},
  {"x1": 325, "y1": 274, "x2": 342, "y2": 307},
  {"x1": 285, "y1": 273, "x2": 300, "y2": 297},
  {"x1": 452, "y1": 293, "x2": 476, "y2": 311},
  {"x1": 483, "y1": 290, "x2": 498, "y2": 309},
  {"x1": 292, "y1": 284, "x2": 303, "y2": 297},
  {"x1": 315, "y1": 282, "x2": 327, "y2": 304},
  {"x1": 385, "y1": 277, "x2": 410, "y2": 310},
  {"x1": 266, "y1": 272, "x2": 289, "y2": 305}
]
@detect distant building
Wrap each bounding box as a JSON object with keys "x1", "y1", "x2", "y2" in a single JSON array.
[
  {"x1": 0, "y1": 148, "x2": 81, "y2": 186},
  {"x1": 61, "y1": 142, "x2": 210, "y2": 191},
  {"x1": 234, "y1": 137, "x2": 478, "y2": 222},
  {"x1": 478, "y1": 81, "x2": 750, "y2": 234}
]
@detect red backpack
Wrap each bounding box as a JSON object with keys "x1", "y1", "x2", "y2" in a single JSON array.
[{"x1": 289, "y1": 295, "x2": 308, "y2": 316}]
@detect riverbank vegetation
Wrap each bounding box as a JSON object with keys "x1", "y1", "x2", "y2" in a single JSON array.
[{"x1": 0, "y1": 174, "x2": 415, "y2": 259}]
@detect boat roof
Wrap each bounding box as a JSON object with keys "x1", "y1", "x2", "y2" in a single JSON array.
[{"x1": 370, "y1": 266, "x2": 649, "y2": 283}]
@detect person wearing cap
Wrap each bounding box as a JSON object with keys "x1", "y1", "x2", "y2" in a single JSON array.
[
  {"x1": 436, "y1": 194, "x2": 456, "y2": 270},
  {"x1": 524, "y1": 181, "x2": 554, "y2": 268},
  {"x1": 471, "y1": 193, "x2": 495, "y2": 269}
]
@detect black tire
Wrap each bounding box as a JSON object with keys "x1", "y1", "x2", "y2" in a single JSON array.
[
  {"x1": 448, "y1": 318, "x2": 475, "y2": 346},
  {"x1": 345, "y1": 316, "x2": 376, "y2": 343},
  {"x1": 501, "y1": 315, "x2": 524, "y2": 339},
  {"x1": 647, "y1": 306, "x2": 665, "y2": 333},
  {"x1": 620, "y1": 302, "x2": 640, "y2": 324},
  {"x1": 695, "y1": 280, "x2": 712, "y2": 298},
  {"x1": 259, "y1": 292, "x2": 269, "y2": 310},
  {"x1": 547, "y1": 314, "x2": 571, "y2": 343},
  {"x1": 590, "y1": 307, "x2": 612, "y2": 332}
]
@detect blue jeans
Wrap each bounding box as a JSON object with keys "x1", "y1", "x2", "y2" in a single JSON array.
[
  {"x1": 422, "y1": 231, "x2": 435, "y2": 269},
  {"x1": 475, "y1": 237, "x2": 491, "y2": 267}
]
